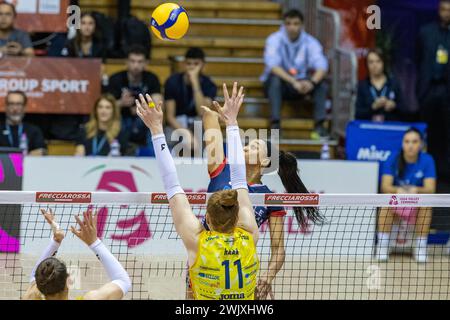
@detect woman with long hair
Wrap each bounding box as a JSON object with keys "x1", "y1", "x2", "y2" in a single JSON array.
[
  {"x1": 23, "y1": 209, "x2": 131, "y2": 300},
  {"x1": 61, "y1": 12, "x2": 106, "y2": 59},
  {"x1": 355, "y1": 48, "x2": 405, "y2": 122},
  {"x1": 376, "y1": 128, "x2": 437, "y2": 263},
  {"x1": 75, "y1": 94, "x2": 129, "y2": 156},
  {"x1": 194, "y1": 83, "x2": 323, "y2": 300},
  {"x1": 136, "y1": 83, "x2": 260, "y2": 300}
]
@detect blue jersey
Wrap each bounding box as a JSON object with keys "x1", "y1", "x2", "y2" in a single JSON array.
[
  {"x1": 204, "y1": 159, "x2": 286, "y2": 229},
  {"x1": 382, "y1": 152, "x2": 436, "y2": 187}
]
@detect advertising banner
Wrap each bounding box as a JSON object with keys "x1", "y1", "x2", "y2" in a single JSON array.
[{"x1": 0, "y1": 57, "x2": 101, "y2": 114}]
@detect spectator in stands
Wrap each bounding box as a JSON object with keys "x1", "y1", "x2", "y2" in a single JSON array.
[
  {"x1": 164, "y1": 47, "x2": 217, "y2": 156},
  {"x1": 0, "y1": 91, "x2": 45, "y2": 155},
  {"x1": 261, "y1": 9, "x2": 328, "y2": 138},
  {"x1": 75, "y1": 94, "x2": 129, "y2": 156},
  {"x1": 377, "y1": 128, "x2": 436, "y2": 263},
  {"x1": 355, "y1": 49, "x2": 405, "y2": 122},
  {"x1": 417, "y1": 0, "x2": 450, "y2": 183},
  {"x1": 0, "y1": 2, "x2": 34, "y2": 56},
  {"x1": 106, "y1": 45, "x2": 162, "y2": 147},
  {"x1": 60, "y1": 12, "x2": 106, "y2": 60}
]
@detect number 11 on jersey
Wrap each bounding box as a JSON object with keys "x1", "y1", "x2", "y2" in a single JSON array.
[{"x1": 222, "y1": 259, "x2": 243, "y2": 289}]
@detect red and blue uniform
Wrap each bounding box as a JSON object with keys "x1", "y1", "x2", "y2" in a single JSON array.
[{"x1": 204, "y1": 159, "x2": 286, "y2": 229}]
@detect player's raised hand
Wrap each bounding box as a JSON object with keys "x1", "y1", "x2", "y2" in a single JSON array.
[
  {"x1": 70, "y1": 209, "x2": 98, "y2": 246},
  {"x1": 135, "y1": 93, "x2": 164, "y2": 135},
  {"x1": 41, "y1": 208, "x2": 64, "y2": 244},
  {"x1": 211, "y1": 82, "x2": 244, "y2": 126}
]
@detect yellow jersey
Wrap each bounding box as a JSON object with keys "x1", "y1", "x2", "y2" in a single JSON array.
[{"x1": 189, "y1": 227, "x2": 259, "y2": 300}]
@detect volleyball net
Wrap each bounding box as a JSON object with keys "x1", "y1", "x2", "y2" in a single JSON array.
[{"x1": 1, "y1": 191, "x2": 450, "y2": 300}]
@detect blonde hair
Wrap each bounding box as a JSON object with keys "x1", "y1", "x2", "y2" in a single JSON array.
[
  {"x1": 206, "y1": 189, "x2": 239, "y2": 233},
  {"x1": 85, "y1": 94, "x2": 121, "y2": 143}
]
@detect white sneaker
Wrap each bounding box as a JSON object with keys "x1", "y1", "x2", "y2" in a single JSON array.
[
  {"x1": 376, "y1": 245, "x2": 389, "y2": 262},
  {"x1": 414, "y1": 246, "x2": 428, "y2": 263}
]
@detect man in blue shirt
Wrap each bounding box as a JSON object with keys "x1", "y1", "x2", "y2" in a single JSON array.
[{"x1": 261, "y1": 9, "x2": 329, "y2": 137}]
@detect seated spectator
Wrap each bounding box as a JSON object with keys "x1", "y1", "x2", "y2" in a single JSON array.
[
  {"x1": 60, "y1": 12, "x2": 106, "y2": 60},
  {"x1": 0, "y1": 91, "x2": 45, "y2": 155},
  {"x1": 355, "y1": 49, "x2": 405, "y2": 122},
  {"x1": 261, "y1": 9, "x2": 329, "y2": 138},
  {"x1": 106, "y1": 45, "x2": 162, "y2": 148},
  {"x1": 164, "y1": 47, "x2": 217, "y2": 155},
  {"x1": 75, "y1": 94, "x2": 129, "y2": 156},
  {"x1": 0, "y1": 2, "x2": 33, "y2": 56},
  {"x1": 376, "y1": 128, "x2": 436, "y2": 263}
]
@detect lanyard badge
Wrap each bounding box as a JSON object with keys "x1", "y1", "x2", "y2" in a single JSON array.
[{"x1": 437, "y1": 46, "x2": 449, "y2": 65}]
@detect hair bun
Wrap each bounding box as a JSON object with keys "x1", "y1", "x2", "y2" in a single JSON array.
[{"x1": 219, "y1": 189, "x2": 238, "y2": 207}]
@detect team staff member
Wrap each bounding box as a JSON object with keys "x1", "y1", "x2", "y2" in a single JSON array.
[{"x1": 376, "y1": 128, "x2": 437, "y2": 263}]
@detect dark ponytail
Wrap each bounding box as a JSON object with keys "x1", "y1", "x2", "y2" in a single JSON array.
[{"x1": 278, "y1": 151, "x2": 325, "y2": 227}]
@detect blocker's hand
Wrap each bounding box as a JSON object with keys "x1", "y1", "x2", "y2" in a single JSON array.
[
  {"x1": 70, "y1": 209, "x2": 99, "y2": 246},
  {"x1": 41, "y1": 208, "x2": 64, "y2": 244},
  {"x1": 135, "y1": 93, "x2": 164, "y2": 135}
]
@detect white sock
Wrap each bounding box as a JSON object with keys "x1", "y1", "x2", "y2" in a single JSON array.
[
  {"x1": 415, "y1": 236, "x2": 428, "y2": 262},
  {"x1": 376, "y1": 233, "x2": 390, "y2": 261},
  {"x1": 416, "y1": 237, "x2": 428, "y2": 250}
]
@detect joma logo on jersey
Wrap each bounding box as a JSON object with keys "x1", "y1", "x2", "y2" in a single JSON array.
[
  {"x1": 220, "y1": 293, "x2": 245, "y2": 300},
  {"x1": 224, "y1": 249, "x2": 239, "y2": 255}
]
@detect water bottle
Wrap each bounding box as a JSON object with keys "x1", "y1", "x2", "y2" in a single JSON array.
[
  {"x1": 19, "y1": 133, "x2": 28, "y2": 156},
  {"x1": 109, "y1": 139, "x2": 121, "y2": 157},
  {"x1": 320, "y1": 143, "x2": 330, "y2": 160}
]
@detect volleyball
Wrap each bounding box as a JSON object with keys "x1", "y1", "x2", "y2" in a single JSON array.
[{"x1": 150, "y1": 3, "x2": 189, "y2": 40}]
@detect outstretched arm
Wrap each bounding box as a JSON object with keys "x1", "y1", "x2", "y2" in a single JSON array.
[
  {"x1": 71, "y1": 210, "x2": 131, "y2": 300},
  {"x1": 257, "y1": 215, "x2": 285, "y2": 300},
  {"x1": 215, "y1": 83, "x2": 259, "y2": 243},
  {"x1": 22, "y1": 209, "x2": 64, "y2": 300},
  {"x1": 202, "y1": 105, "x2": 225, "y2": 174},
  {"x1": 136, "y1": 94, "x2": 203, "y2": 255}
]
